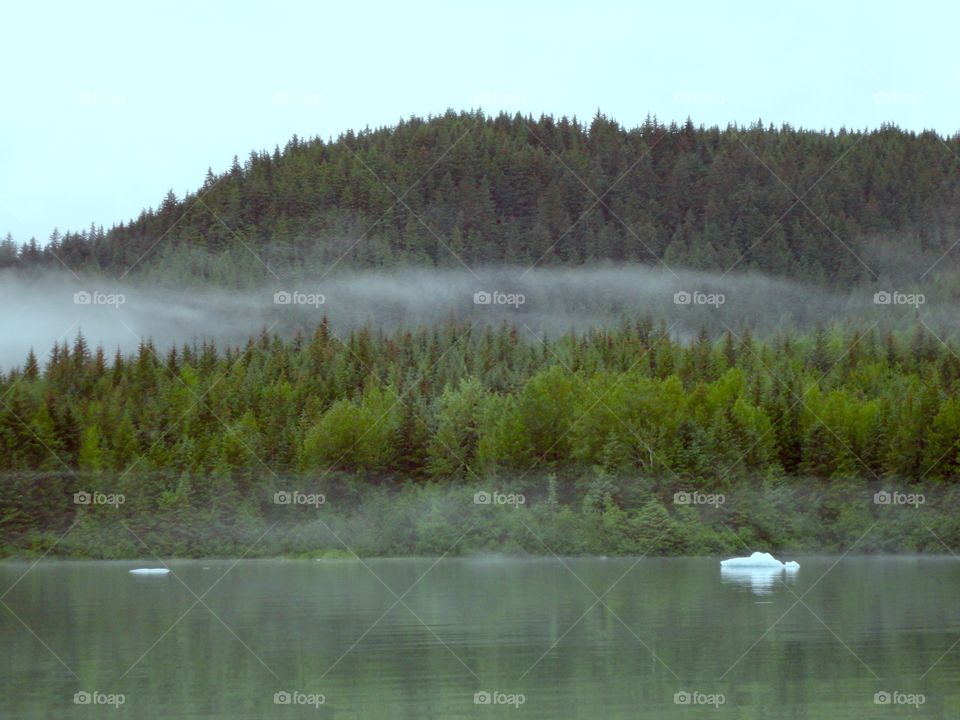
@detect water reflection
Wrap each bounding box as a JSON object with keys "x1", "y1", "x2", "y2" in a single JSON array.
[
  {"x1": 721, "y1": 565, "x2": 800, "y2": 596},
  {"x1": 2, "y1": 558, "x2": 958, "y2": 718}
]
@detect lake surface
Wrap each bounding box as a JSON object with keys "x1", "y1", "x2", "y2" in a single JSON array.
[{"x1": 2, "y1": 557, "x2": 959, "y2": 718}]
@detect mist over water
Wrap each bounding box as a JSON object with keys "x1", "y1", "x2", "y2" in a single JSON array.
[{"x1": 0, "y1": 264, "x2": 943, "y2": 371}]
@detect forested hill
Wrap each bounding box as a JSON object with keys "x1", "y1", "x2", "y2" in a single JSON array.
[{"x1": 5, "y1": 111, "x2": 960, "y2": 284}]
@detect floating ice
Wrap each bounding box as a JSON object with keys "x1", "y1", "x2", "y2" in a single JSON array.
[
  {"x1": 129, "y1": 568, "x2": 170, "y2": 576},
  {"x1": 720, "y1": 553, "x2": 799, "y2": 595},
  {"x1": 720, "y1": 551, "x2": 799, "y2": 569}
]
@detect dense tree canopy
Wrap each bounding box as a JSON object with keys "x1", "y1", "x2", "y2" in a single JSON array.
[
  {"x1": 2, "y1": 320, "x2": 959, "y2": 483},
  {"x1": 5, "y1": 111, "x2": 959, "y2": 284}
]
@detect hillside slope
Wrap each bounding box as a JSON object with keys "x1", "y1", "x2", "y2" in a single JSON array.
[{"x1": 5, "y1": 110, "x2": 960, "y2": 284}]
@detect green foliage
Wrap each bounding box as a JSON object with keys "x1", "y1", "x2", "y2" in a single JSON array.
[
  {"x1": 301, "y1": 383, "x2": 401, "y2": 472},
  {"x1": 3, "y1": 321, "x2": 960, "y2": 557},
  {"x1": 2, "y1": 322, "x2": 959, "y2": 484},
  {"x1": 427, "y1": 377, "x2": 488, "y2": 478},
  {"x1": 9, "y1": 112, "x2": 960, "y2": 285},
  {"x1": 5, "y1": 473, "x2": 956, "y2": 559}
]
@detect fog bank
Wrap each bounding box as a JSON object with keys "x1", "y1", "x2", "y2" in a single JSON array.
[{"x1": 0, "y1": 265, "x2": 944, "y2": 370}]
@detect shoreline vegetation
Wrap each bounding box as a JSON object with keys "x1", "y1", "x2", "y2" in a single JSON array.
[
  {"x1": 0, "y1": 476, "x2": 956, "y2": 559},
  {"x1": 3, "y1": 321, "x2": 960, "y2": 559}
]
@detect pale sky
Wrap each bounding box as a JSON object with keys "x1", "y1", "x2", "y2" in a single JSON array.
[{"x1": 1, "y1": 0, "x2": 957, "y2": 243}]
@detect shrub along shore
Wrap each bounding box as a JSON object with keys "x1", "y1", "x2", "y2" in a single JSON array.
[{"x1": 2, "y1": 474, "x2": 956, "y2": 558}]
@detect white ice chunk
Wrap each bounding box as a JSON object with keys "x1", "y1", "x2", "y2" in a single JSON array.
[
  {"x1": 720, "y1": 551, "x2": 799, "y2": 569},
  {"x1": 721, "y1": 553, "x2": 799, "y2": 595},
  {"x1": 129, "y1": 568, "x2": 170, "y2": 576}
]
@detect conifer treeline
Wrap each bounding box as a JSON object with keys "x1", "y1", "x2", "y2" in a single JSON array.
[
  {"x1": 2, "y1": 320, "x2": 959, "y2": 484},
  {"x1": 3, "y1": 111, "x2": 959, "y2": 284}
]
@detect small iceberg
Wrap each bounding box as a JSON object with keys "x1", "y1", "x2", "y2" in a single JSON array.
[
  {"x1": 720, "y1": 551, "x2": 799, "y2": 569},
  {"x1": 129, "y1": 568, "x2": 171, "y2": 576},
  {"x1": 721, "y1": 553, "x2": 799, "y2": 596}
]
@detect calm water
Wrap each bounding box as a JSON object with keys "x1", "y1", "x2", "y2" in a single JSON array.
[{"x1": 2, "y1": 557, "x2": 959, "y2": 718}]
